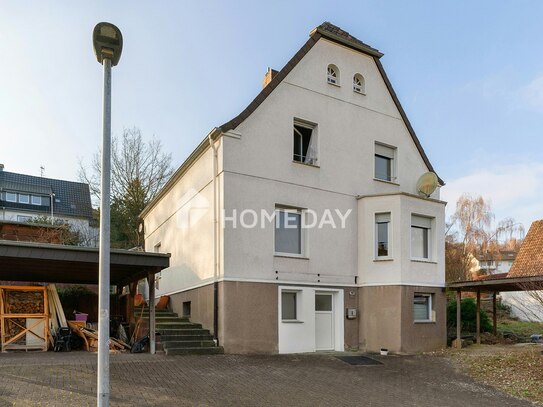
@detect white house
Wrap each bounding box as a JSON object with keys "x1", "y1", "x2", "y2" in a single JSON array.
[{"x1": 142, "y1": 22, "x2": 447, "y2": 354}]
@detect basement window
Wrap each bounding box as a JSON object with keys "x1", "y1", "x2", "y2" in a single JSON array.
[
  {"x1": 293, "y1": 120, "x2": 318, "y2": 165},
  {"x1": 413, "y1": 294, "x2": 433, "y2": 322}
]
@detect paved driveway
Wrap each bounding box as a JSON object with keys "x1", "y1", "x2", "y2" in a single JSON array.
[{"x1": 0, "y1": 352, "x2": 534, "y2": 406}]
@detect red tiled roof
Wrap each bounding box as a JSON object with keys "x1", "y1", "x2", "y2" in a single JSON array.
[{"x1": 508, "y1": 220, "x2": 543, "y2": 277}]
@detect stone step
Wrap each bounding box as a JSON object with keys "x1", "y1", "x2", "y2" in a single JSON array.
[
  {"x1": 142, "y1": 316, "x2": 190, "y2": 323},
  {"x1": 157, "y1": 328, "x2": 210, "y2": 336},
  {"x1": 140, "y1": 312, "x2": 178, "y2": 317},
  {"x1": 159, "y1": 334, "x2": 214, "y2": 342},
  {"x1": 140, "y1": 308, "x2": 175, "y2": 313},
  {"x1": 162, "y1": 340, "x2": 216, "y2": 349},
  {"x1": 156, "y1": 322, "x2": 202, "y2": 330},
  {"x1": 165, "y1": 346, "x2": 224, "y2": 356}
]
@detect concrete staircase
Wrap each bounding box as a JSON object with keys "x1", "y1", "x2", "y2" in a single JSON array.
[{"x1": 141, "y1": 308, "x2": 223, "y2": 355}]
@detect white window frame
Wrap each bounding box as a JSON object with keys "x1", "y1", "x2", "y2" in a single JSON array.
[
  {"x1": 18, "y1": 194, "x2": 30, "y2": 204},
  {"x1": 293, "y1": 119, "x2": 318, "y2": 166},
  {"x1": 411, "y1": 215, "x2": 433, "y2": 261},
  {"x1": 327, "y1": 64, "x2": 339, "y2": 86},
  {"x1": 5, "y1": 192, "x2": 16, "y2": 202},
  {"x1": 375, "y1": 212, "x2": 391, "y2": 259},
  {"x1": 31, "y1": 195, "x2": 42, "y2": 205},
  {"x1": 274, "y1": 207, "x2": 306, "y2": 258},
  {"x1": 17, "y1": 215, "x2": 32, "y2": 222},
  {"x1": 413, "y1": 294, "x2": 434, "y2": 323},
  {"x1": 280, "y1": 290, "x2": 301, "y2": 322},
  {"x1": 374, "y1": 142, "x2": 397, "y2": 182},
  {"x1": 353, "y1": 73, "x2": 365, "y2": 94}
]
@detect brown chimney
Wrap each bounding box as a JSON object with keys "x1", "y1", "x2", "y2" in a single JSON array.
[{"x1": 262, "y1": 67, "x2": 278, "y2": 89}]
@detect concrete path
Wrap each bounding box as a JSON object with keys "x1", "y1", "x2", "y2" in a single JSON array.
[{"x1": 0, "y1": 352, "x2": 534, "y2": 406}]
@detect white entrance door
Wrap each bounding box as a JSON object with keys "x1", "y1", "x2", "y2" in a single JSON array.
[{"x1": 315, "y1": 293, "x2": 334, "y2": 350}]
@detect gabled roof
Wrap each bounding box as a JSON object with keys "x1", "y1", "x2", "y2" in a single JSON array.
[
  {"x1": 508, "y1": 220, "x2": 543, "y2": 278},
  {"x1": 220, "y1": 21, "x2": 443, "y2": 185},
  {"x1": 0, "y1": 170, "x2": 93, "y2": 220},
  {"x1": 142, "y1": 22, "x2": 443, "y2": 218}
]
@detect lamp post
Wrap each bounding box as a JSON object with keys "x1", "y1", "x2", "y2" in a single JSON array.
[{"x1": 92, "y1": 22, "x2": 123, "y2": 407}]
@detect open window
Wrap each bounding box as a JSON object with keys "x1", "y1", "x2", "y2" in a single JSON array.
[
  {"x1": 353, "y1": 73, "x2": 365, "y2": 94},
  {"x1": 327, "y1": 64, "x2": 339, "y2": 85},
  {"x1": 293, "y1": 120, "x2": 318, "y2": 165}
]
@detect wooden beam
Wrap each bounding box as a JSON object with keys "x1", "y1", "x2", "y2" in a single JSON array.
[
  {"x1": 147, "y1": 272, "x2": 156, "y2": 355},
  {"x1": 493, "y1": 292, "x2": 497, "y2": 336},
  {"x1": 476, "y1": 290, "x2": 481, "y2": 345},
  {"x1": 456, "y1": 290, "x2": 462, "y2": 349},
  {"x1": 128, "y1": 281, "x2": 138, "y2": 337}
]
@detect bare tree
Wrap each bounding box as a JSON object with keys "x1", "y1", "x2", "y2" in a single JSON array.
[
  {"x1": 446, "y1": 194, "x2": 524, "y2": 282},
  {"x1": 79, "y1": 127, "x2": 173, "y2": 248}
]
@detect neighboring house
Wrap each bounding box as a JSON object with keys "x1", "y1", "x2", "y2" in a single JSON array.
[
  {"x1": 0, "y1": 164, "x2": 96, "y2": 245},
  {"x1": 142, "y1": 22, "x2": 447, "y2": 354},
  {"x1": 500, "y1": 221, "x2": 543, "y2": 322},
  {"x1": 476, "y1": 250, "x2": 517, "y2": 275}
]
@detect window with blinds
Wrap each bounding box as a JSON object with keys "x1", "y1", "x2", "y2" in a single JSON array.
[
  {"x1": 374, "y1": 143, "x2": 396, "y2": 182},
  {"x1": 413, "y1": 294, "x2": 432, "y2": 322},
  {"x1": 411, "y1": 215, "x2": 432, "y2": 259}
]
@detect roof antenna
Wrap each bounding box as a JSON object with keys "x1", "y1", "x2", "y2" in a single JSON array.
[{"x1": 40, "y1": 165, "x2": 45, "y2": 177}]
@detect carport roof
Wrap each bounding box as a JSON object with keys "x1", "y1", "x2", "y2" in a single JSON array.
[
  {"x1": 447, "y1": 274, "x2": 543, "y2": 292},
  {"x1": 0, "y1": 240, "x2": 170, "y2": 286}
]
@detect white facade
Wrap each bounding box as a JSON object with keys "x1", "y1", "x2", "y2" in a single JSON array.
[{"x1": 143, "y1": 28, "x2": 446, "y2": 353}]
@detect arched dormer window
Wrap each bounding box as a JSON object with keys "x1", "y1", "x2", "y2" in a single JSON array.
[
  {"x1": 327, "y1": 64, "x2": 339, "y2": 85},
  {"x1": 353, "y1": 73, "x2": 365, "y2": 94}
]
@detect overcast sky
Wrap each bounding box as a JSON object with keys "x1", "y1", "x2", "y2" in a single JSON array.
[{"x1": 1, "y1": 1, "x2": 542, "y2": 230}]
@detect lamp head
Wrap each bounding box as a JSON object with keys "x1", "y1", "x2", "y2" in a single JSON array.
[{"x1": 93, "y1": 22, "x2": 123, "y2": 66}]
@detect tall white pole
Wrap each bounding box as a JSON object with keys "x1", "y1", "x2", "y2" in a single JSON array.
[{"x1": 97, "y1": 56, "x2": 112, "y2": 407}]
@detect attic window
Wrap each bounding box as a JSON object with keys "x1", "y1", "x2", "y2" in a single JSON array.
[
  {"x1": 353, "y1": 74, "x2": 365, "y2": 94},
  {"x1": 327, "y1": 64, "x2": 339, "y2": 86},
  {"x1": 293, "y1": 120, "x2": 318, "y2": 165}
]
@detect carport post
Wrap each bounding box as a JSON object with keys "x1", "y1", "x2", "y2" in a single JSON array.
[
  {"x1": 476, "y1": 289, "x2": 481, "y2": 345},
  {"x1": 456, "y1": 289, "x2": 462, "y2": 348},
  {"x1": 147, "y1": 271, "x2": 156, "y2": 354},
  {"x1": 492, "y1": 292, "x2": 497, "y2": 336}
]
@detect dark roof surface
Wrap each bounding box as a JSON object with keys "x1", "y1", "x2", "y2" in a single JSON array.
[
  {"x1": 0, "y1": 170, "x2": 93, "y2": 220},
  {"x1": 0, "y1": 240, "x2": 169, "y2": 285},
  {"x1": 312, "y1": 22, "x2": 383, "y2": 57},
  {"x1": 508, "y1": 220, "x2": 543, "y2": 278}
]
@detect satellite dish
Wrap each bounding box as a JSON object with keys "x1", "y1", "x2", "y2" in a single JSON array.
[{"x1": 416, "y1": 172, "x2": 439, "y2": 198}]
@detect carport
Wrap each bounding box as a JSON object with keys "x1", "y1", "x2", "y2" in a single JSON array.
[
  {"x1": 0, "y1": 240, "x2": 170, "y2": 353},
  {"x1": 447, "y1": 274, "x2": 543, "y2": 347}
]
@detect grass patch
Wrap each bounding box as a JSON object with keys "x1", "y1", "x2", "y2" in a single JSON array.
[{"x1": 497, "y1": 319, "x2": 543, "y2": 340}]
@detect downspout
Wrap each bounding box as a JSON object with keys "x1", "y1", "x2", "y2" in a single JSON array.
[
  {"x1": 208, "y1": 129, "x2": 220, "y2": 345},
  {"x1": 50, "y1": 193, "x2": 55, "y2": 224}
]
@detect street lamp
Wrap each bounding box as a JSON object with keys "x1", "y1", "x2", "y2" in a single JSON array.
[{"x1": 92, "y1": 22, "x2": 123, "y2": 407}]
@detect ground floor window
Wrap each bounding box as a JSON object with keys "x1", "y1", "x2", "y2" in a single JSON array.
[
  {"x1": 413, "y1": 294, "x2": 433, "y2": 322},
  {"x1": 281, "y1": 291, "x2": 297, "y2": 320}
]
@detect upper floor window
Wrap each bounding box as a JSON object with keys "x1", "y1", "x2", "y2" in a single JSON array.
[
  {"x1": 327, "y1": 64, "x2": 339, "y2": 85},
  {"x1": 293, "y1": 120, "x2": 318, "y2": 165},
  {"x1": 18, "y1": 194, "x2": 30, "y2": 204},
  {"x1": 375, "y1": 143, "x2": 396, "y2": 182},
  {"x1": 275, "y1": 207, "x2": 304, "y2": 257},
  {"x1": 375, "y1": 213, "x2": 391, "y2": 258},
  {"x1": 411, "y1": 215, "x2": 432, "y2": 260},
  {"x1": 5, "y1": 192, "x2": 16, "y2": 202},
  {"x1": 31, "y1": 195, "x2": 42, "y2": 205},
  {"x1": 353, "y1": 74, "x2": 365, "y2": 94}
]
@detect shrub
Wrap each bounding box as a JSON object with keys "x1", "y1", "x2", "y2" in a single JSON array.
[{"x1": 447, "y1": 298, "x2": 492, "y2": 332}]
